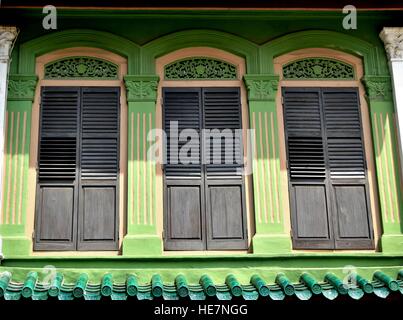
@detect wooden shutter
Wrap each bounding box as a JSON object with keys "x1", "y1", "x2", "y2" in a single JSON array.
[
  {"x1": 162, "y1": 87, "x2": 247, "y2": 251},
  {"x1": 323, "y1": 88, "x2": 373, "y2": 249},
  {"x1": 283, "y1": 88, "x2": 333, "y2": 249},
  {"x1": 34, "y1": 87, "x2": 80, "y2": 250},
  {"x1": 283, "y1": 87, "x2": 373, "y2": 250},
  {"x1": 77, "y1": 87, "x2": 119, "y2": 250},
  {"x1": 203, "y1": 88, "x2": 247, "y2": 250},
  {"x1": 35, "y1": 87, "x2": 120, "y2": 251},
  {"x1": 163, "y1": 88, "x2": 205, "y2": 250}
]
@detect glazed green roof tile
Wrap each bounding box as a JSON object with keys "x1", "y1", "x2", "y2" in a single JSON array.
[{"x1": 0, "y1": 270, "x2": 402, "y2": 301}]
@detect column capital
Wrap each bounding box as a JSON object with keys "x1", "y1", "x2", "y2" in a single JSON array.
[
  {"x1": 124, "y1": 75, "x2": 159, "y2": 102},
  {"x1": 380, "y1": 27, "x2": 403, "y2": 61},
  {"x1": 362, "y1": 75, "x2": 393, "y2": 101},
  {"x1": 0, "y1": 26, "x2": 18, "y2": 63},
  {"x1": 7, "y1": 74, "x2": 38, "y2": 102},
  {"x1": 243, "y1": 74, "x2": 279, "y2": 101}
]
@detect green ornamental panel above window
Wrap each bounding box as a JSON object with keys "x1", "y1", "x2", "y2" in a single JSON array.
[
  {"x1": 44, "y1": 57, "x2": 119, "y2": 79},
  {"x1": 164, "y1": 57, "x2": 238, "y2": 80},
  {"x1": 282, "y1": 58, "x2": 355, "y2": 80}
]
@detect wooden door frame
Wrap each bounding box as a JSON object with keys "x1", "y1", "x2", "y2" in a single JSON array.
[
  {"x1": 156, "y1": 47, "x2": 254, "y2": 253},
  {"x1": 274, "y1": 48, "x2": 381, "y2": 251}
]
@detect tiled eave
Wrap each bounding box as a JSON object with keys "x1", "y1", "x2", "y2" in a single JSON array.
[
  {"x1": 0, "y1": 269, "x2": 402, "y2": 301},
  {"x1": 0, "y1": 254, "x2": 402, "y2": 301}
]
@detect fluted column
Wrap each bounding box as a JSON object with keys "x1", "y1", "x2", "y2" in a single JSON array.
[
  {"x1": 0, "y1": 27, "x2": 18, "y2": 225},
  {"x1": 378, "y1": 27, "x2": 403, "y2": 252},
  {"x1": 380, "y1": 27, "x2": 403, "y2": 176}
]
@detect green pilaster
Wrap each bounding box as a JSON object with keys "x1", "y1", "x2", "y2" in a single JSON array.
[
  {"x1": 363, "y1": 75, "x2": 403, "y2": 253},
  {"x1": 244, "y1": 74, "x2": 292, "y2": 254},
  {"x1": 1, "y1": 74, "x2": 37, "y2": 257},
  {"x1": 122, "y1": 75, "x2": 162, "y2": 256}
]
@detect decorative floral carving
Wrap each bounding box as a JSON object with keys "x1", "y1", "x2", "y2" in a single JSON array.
[
  {"x1": 7, "y1": 75, "x2": 38, "y2": 101},
  {"x1": 362, "y1": 76, "x2": 393, "y2": 101},
  {"x1": 44, "y1": 57, "x2": 118, "y2": 79},
  {"x1": 380, "y1": 28, "x2": 403, "y2": 60},
  {"x1": 124, "y1": 75, "x2": 159, "y2": 102},
  {"x1": 244, "y1": 75, "x2": 279, "y2": 101},
  {"x1": 0, "y1": 27, "x2": 18, "y2": 63},
  {"x1": 283, "y1": 58, "x2": 355, "y2": 80},
  {"x1": 165, "y1": 57, "x2": 237, "y2": 80}
]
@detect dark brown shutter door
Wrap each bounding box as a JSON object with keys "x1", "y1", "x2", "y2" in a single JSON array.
[
  {"x1": 323, "y1": 88, "x2": 373, "y2": 249},
  {"x1": 203, "y1": 88, "x2": 247, "y2": 250},
  {"x1": 283, "y1": 88, "x2": 334, "y2": 249},
  {"x1": 34, "y1": 87, "x2": 80, "y2": 250},
  {"x1": 163, "y1": 88, "x2": 205, "y2": 250},
  {"x1": 77, "y1": 87, "x2": 120, "y2": 250}
]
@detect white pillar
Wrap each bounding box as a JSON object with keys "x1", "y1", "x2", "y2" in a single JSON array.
[
  {"x1": 0, "y1": 27, "x2": 18, "y2": 221},
  {"x1": 380, "y1": 28, "x2": 403, "y2": 173}
]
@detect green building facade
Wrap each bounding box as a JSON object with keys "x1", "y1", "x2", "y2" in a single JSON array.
[{"x1": 0, "y1": 2, "x2": 402, "y2": 300}]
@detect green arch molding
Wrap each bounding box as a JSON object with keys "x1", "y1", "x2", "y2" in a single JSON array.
[
  {"x1": 141, "y1": 29, "x2": 260, "y2": 74},
  {"x1": 261, "y1": 30, "x2": 389, "y2": 76},
  {"x1": 18, "y1": 29, "x2": 140, "y2": 74}
]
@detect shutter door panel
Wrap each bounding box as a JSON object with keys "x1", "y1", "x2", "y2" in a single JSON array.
[
  {"x1": 283, "y1": 88, "x2": 333, "y2": 249},
  {"x1": 34, "y1": 87, "x2": 80, "y2": 250},
  {"x1": 323, "y1": 90, "x2": 366, "y2": 180},
  {"x1": 165, "y1": 185, "x2": 205, "y2": 250},
  {"x1": 207, "y1": 184, "x2": 246, "y2": 249},
  {"x1": 284, "y1": 90, "x2": 325, "y2": 180},
  {"x1": 78, "y1": 185, "x2": 117, "y2": 250},
  {"x1": 163, "y1": 89, "x2": 202, "y2": 178},
  {"x1": 203, "y1": 88, "x2": 243, "y2": 179},
  {"x1": 203, "y1": 88, "x2": 247, "y2": 250},
  {"x1": 80, "y1": 88, "x2": 119, "y2": 180},
  {"x1": 78, "y1": 87, "x2": 119, "y2": 250},
  {"x1": 163, "y1": 88, "x2": 205, "y2": 250},
  {"x1": 333, "y1": 186, "x2": 370, "y2": 238},
  {"x1": 38, "y1": 87, "x2": 79, "y2": 181},
  {"x1": 322, "y1": 89, "x2": 373, "y2": 249},
  {"x1": 35, "y1": 186, "x2": 75, "y2": 249},
  {"x1": 294, "y1": 185, "x2": 330, "y2": 239}
]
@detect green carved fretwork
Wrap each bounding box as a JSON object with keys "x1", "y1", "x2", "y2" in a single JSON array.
[
  {"x1": 44, "y1": 56, "x2": 119, "y2": 79},
  {"x1": 282, "y1": 58, "x2": 355, "y2": 80},
  {"x1": 164, "y1": 57, "x2": 237, "y2": 80}
]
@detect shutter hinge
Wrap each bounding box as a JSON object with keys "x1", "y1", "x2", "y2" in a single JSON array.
[
  {"x1": 32, "y1": 231, "x2": 35, "y2": 240},
  {"x1": 162, "y1": 230, "x2": 165, "y2": 240},
  {"x1": 281, "y1": 96, "x2": 284, "y2": 105}
]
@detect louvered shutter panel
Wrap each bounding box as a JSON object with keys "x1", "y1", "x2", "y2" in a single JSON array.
[
  {"x1": 163, "y1": 88, "x2": 205, "y2": 250},
  {"x1": 78, "y1": 87, "x2": 119, "y2": 250},
  {"x1": 203, "y1": 88, "x2": 247, "y2": 250},
  {"x1": 35, "y1": 87, "x2": 79, "y2": 250},
  {"x1": 283, "y1": 88, "x2": 333, "y2": 249},
  {"x1": 323, "y1": 89, "x2": 373, "y2": 249}
]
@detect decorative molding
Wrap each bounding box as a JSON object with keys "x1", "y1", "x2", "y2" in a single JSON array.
[
  {"x1": 362, "y1": 75, "x2": 393, "y2": 101},
  {"x1": 380, "y1": 27, "x2": 403, "y2": 60},
  {"x1": 0, "y1": 26, "x2": 18, "y2": 63},
  {"x1": 243, "y1": 74, "x2": 279, "y2": 101},
  {"x1": 124, "y1": 75, "x2": 159, "y2": 102},
  {"x1": 282, "y1": 58, "x2": 355, "y2": 80},
  {"x1": 164, "y1": 57, "x2": 237, "y2": 80},
  {"x1": 44, "y1": 56, "x2": 119, "y2": 79},
  {"x1": 7, "y1": 74, "x2": 38, "y2": 101}
]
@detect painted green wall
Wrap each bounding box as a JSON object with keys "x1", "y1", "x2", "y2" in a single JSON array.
[{"x1": 1, "y1": 9, "x2": 403, "y2": 258}]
